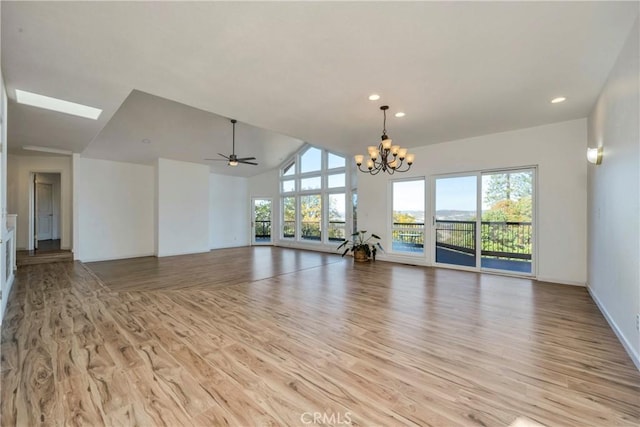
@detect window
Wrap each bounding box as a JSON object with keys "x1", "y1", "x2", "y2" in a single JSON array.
[
  {"x1": 280, "y1": 146, "x2": 351, "y2": 245},
  {"x1": 328, "y1": 153, "x2": 345, "y2": 169},
  {"x1": 300, "y1": 147, "x2": 322, "y2": 173},
  {"x1": 328, "y1": 193, "x2": 346, "y2": 241},
  {"x1": 300, "y1": 176, "x2": 321, "y2": 191},
  {"x1": 392, "y1": 179, "x2": 425, "y2": 254},
  {"x1": 327, "y1": 173, "x2": 345, "y2": 188},
  {"x1": 352, "y1": 191, "x2": 358, "y2": 234},
  {"x1": 282, "y1": 179, "x2": 295, "y2": 193},
  {"x1": 300, "y1": 195, "x2": 322, "y2": 241},
  {"x1": 282, "y1": 161, "x2": 295, "y2": 177},
  {"x1": 283, "y1": 197, "x2": 296, "y2": 239}
]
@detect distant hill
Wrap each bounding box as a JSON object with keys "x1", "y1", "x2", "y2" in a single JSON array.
[{"x1": 436, "y1": 210, "x2": 476, "y2": 220}]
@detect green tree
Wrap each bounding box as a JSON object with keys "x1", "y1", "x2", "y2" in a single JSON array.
[
  {"x1": 393, "y1": 212, "x2": 417, "y2": 224},
  {"x1": 483, "y1": 172, "x2": 532, "y2": 206},
  {"x1": 300, "y1": 195, "x2": 321, "y2": 238}
]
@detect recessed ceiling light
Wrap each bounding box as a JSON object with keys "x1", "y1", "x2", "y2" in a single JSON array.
[
  {"x1": 395, "y1": 112, "x2": 406, "y2": 118},
  {"x1": 368, "y1": 94, "x2": 380, "y2": 101},
  {"x1": 141, "y1": 138, "x2": 151, "y2": 144},
  {"x1": 15, "y1": 89, "x2": 102, "y2": 120},
  {"x1": 551, "y1": 97, "x2": 566, "y2": 104}
]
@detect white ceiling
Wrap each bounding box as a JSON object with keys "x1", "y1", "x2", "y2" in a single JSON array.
[{"x1": 2, "y1": 2, "x2": 638, "y2": 177}]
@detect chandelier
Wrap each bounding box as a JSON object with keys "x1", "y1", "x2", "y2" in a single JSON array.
[{"x1": 354, "y1": 105, "x2": 415, "y2": 175}]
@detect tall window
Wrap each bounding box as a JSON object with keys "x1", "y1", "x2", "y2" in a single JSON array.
[
  {"x1": 280, "y1": 146, "x2": 351, "y2": 245},
  {"x1": 392, "y1": 179, "x2": 425, "y2": 254},
  {"x1": 283, "y1": 196, "x2": 296, "y2": 238}
]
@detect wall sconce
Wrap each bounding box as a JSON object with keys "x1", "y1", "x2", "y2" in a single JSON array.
[{"x1": 587, "y1": 147, "x2": 603, "y2": 165}]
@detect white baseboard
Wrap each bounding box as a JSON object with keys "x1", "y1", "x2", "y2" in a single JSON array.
[
  {"x1": 536, "y1": 276, "x2": 586, "y2": 287},
  {"x1": 80, "y1": 252, "x2": 156, "y2": 263},
  {"x1": 588, "y1": 286, "x2": 640, "y2": 371}
]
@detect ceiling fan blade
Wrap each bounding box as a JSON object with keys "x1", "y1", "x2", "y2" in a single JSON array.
[
  {"x1": 217, "y1": 153, "x2": 230, "y2": 159},
  {"x1": 204, "y1": 158, "x2": 228, "y2": 161},
  {"x1": 236, "y1": 157, "x2": 256, "y2": 161},
  {"x1": 239, "y1": 160, "x2": 258, "y2": 165}
]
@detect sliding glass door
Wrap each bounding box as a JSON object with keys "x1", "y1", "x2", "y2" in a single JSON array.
[
  {"x1": 434, "y1": 175, "x2": 477, "y2": 267},
  {"x1": 481, "y1": 169, "x2": 534, "y2": 274},
  {"x1": 433, "y1": 168, "x2": 535, "y2": 275}
]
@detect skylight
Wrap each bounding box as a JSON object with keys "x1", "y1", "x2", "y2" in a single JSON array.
[{"x1": 15, "y1": 89, "x2": 102, "y2": 120}]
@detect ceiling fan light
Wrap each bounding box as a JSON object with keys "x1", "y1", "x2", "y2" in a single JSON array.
[{"x1": 229, "y1": 160, "x2": 239, "y2": 166}]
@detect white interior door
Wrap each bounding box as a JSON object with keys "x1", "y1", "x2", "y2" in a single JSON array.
[
  {"x1": 252, "y1": 198, "x2": 272, "y2": 245},
  {"x1": 36, "y1": 182, "x2": 53, "y2": 241}
]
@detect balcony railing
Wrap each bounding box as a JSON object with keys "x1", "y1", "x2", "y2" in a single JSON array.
[
  {"x1": 392, "y1": 222, "x2": 425, "y2": 252},
  {"x1": 283, "y1": 220, "x2": 295, "y2": 238},
  {"x1": 327, "y1": 221, "x2": 346, "y2": 241},
  {"x1": 435, "y1": 220, "x2": 532, "y2": 260},
  {"x1": 254, "y1": 220, "x2": 271, "y2": 239},
  {"x1": 282, "y1": 220, "x2": 346, "y2": 241}
]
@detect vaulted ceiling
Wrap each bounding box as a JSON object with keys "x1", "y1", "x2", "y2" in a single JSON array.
[{"x1": 2, "y1": 2, "x2": 638, "y2": 177}]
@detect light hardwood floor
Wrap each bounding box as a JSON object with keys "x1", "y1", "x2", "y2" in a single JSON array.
[{"x1": 1, "y1": 247, "x2": 639, "y2": 426}]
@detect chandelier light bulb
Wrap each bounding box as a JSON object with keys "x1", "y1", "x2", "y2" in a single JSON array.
[
  {"x1": 354, "y1": 154, "x2": 364, "y2": 165},
  {"x1": 398, "y1": 148, "x2": 408, "y2": 159},
  {"x1": 406, "y1": 153, "x2": 415, "y2": 165}
]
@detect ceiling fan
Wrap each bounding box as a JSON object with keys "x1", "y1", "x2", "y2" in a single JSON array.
[{"x1": 206, "y1": 119, "x2": 258, "y2": 166}]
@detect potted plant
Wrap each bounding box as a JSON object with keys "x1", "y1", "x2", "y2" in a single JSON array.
[{"x1": 337, "y1": 230, "x2": 384, "y2": 262}]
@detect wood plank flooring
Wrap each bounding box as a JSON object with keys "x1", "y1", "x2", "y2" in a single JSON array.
[{"x1": 1, "y1": 247, "x2": 639, "y2": 426}]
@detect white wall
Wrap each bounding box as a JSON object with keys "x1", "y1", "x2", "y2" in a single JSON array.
[
  {"x1": 7, "y1": 155, "x2": 72, "y2": 250},
  {"x1": 156, "y1": 158, "x2": 210, "y2": 257},
  {"x1": 356, "y1": 119, "x2": 588, "y2": 285},
  {"x1": 209, "y1": 173, "x2": 249, "y2": 249},
  {"x1": 1, "y1": 67, "x2": 11, "y2": 324},
  {"x1": 76, "y1": 158, "x2": 155, "y2": 262},
  {"x1": 587, "y1": 18, "x2": 639, "y2": 368}
]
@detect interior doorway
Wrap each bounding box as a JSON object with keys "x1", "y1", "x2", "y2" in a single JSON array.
[{"x1": 31, "y1": 172, "x2": 62, "y2": 253}]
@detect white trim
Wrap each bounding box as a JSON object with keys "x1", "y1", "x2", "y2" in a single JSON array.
[
  {"x1": 588, "y1": 286, "x2": 640, "y2": 371},
  {"x1": 537, "y1": 276, "x2": 585, "y2": 287},
  {"x1": 79, "y1": 252, "x2": 156, "y2": 263}
]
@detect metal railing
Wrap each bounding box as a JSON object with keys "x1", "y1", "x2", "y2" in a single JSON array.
[
  {"x1": 271, "y1": 219, "x2": 530, "y2": 259},
  {"x1": 480, "y1": 221, "x2": 532, "y2": 260},
  {"x1": 435, "y1": 220, "x2": 532, "y2": 260},
  {"x1": 282, "y1": 220, "x2": 346, "y2": 241},
  {"x1": 435, "y1": 220, "x2": 475, "y2": 254},
  {"x1": 254, "y1": 220, "x2": 271, "y2": 239},
  {"x1": 301, "y1": 221, "x2": 321, "y2": 240},
  {"x1": 283, "y1": 220, "x2": 295, "y2": 238},
  {"x1": 328, "y1": 220, "x2": 346, "y2": 241},
  {"x1": 392, "y1": 222, "x2": 425, "y2": 251}
]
